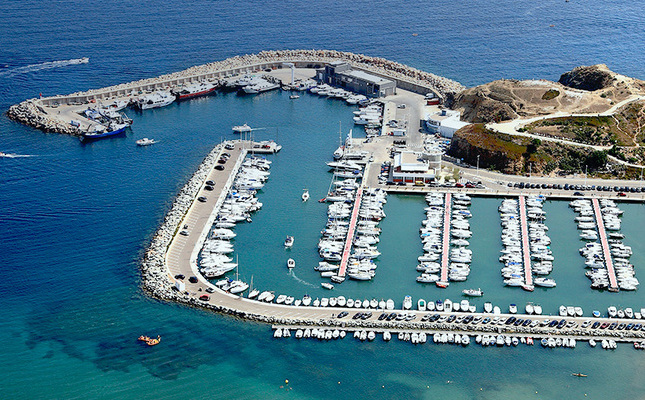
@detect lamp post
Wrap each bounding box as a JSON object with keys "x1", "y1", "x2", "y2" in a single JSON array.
[
  {"x1": 476, "y1": 154, "x2": 480, "y2": 180},
  {"x1": 529, "y1": 163, "x2": 532, "y2": 185}
]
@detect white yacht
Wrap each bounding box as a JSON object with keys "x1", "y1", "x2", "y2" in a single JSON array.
[
  {"x1": 135, "y1": 91, "x2": 175, "y2": 110},
  {"x1": 243, "y1": 79, "x2": 280, "y2": 94}
]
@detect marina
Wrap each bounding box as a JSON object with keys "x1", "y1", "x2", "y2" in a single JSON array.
[
  {"x1": 137, "y1": 126, "x2": 645, "y2": 349},
  {"x1": 4, "y1": 0, "x2": 645, "y2": 396}
]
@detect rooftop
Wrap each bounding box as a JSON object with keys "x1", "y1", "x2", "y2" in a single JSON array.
[{"x1": 339, "y1": 69, "x2": 392, "y2": 85}]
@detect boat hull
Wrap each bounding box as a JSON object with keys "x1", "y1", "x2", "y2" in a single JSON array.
[{"x1": 81, "y1": 126, "x2": 127, "y2": 141}]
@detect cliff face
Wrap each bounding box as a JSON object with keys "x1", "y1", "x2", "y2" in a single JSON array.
[
  {"x1": 558, "y1": 64, "x2": 614, "y2": 91},
  {"x1": 448, "y1": 124, "x2": 528, "y2": 174},
  {"x1": 448, "y1": 124, "x2": 608, "y2": 175}
]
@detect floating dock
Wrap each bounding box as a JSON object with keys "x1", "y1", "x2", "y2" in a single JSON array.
[
  {"x1": 339, "y1": 186, "x2": 364, "y2": 277},
  {"x1": 438, "y1": 193, "x2": 451, "y2": 285},
  {"x1": 592, "y1": 198, "x2": 619, "y2": 291},
  {"x1": 518, "y1": 196, "x2": 533, "y2": 287}
]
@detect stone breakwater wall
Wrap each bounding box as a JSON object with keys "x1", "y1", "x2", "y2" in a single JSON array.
[
  {"x1": 7, "y1": 50, "x2": 465, "y2": 135},
  {"x1": 140, "y1": 144, "x2": 222, "y2": 299},
  {"x1": 7, "y1": 101, "x2": 83, "y2": 135}
]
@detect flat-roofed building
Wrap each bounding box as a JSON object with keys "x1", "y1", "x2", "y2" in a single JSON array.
[
  {"x1": 425, "y1": 109, "x2": 470, "y2": 138},
  {"x1": 319, "y1": 62, "x2": 396, "y2": 97},
  {"x1": 391, "y1": 151, "x2": 436, "y2": 184}
]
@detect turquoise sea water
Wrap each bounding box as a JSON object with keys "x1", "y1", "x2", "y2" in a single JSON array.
[{"x1": 1, "y1": 1, "x2": 645, "y2": 398}]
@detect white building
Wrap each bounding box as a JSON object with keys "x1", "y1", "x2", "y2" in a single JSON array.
[
  {"x1": 391, "y1": 151, "x2": 436, "y2": 184},
  {"x1": 425, "y1": 109, "x2": 470, "y2": 138}
]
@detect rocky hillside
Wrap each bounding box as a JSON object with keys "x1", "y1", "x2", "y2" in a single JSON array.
[
  {"x1": 452, "y1": 65, "x2": 645, "y2": 123},
  {"x1": 449, "y1": 124, "x2": 609, "y2": 176}
]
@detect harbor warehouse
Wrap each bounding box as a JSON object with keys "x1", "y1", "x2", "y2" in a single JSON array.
[{"x1": 319, "y1": 62, "x2": 396, "y2": 97}]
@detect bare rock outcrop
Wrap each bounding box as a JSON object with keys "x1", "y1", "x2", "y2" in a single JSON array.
[{"x1": 558, "y1": 64, "x2": 615, "y2": 91}]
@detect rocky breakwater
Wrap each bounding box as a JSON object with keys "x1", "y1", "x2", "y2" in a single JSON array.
[
  {"x1": 64, "y1": 50, "x2": 465, "y2": 100},
  {"x1": 140, "y1": 144, "x2": 223, "y2": 302},
  {"x1": 9, "y1": 50, "x2": 466, "y2": 136},
  {"x1": 7, "y1": 100, "x2": 82, "y2": 135}
]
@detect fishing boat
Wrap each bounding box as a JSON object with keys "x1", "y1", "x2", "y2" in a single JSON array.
[
  {"x1": 172, "y1": 82, "x2": 218, "y2": 100},
  {"x1": 284, "y1": 235, "x2": 294, "y2": 248},
  {"x1": 462, "y1": 288, "x2": 484, "y2": 297},
  {"x1": 81, "y1": 122, "x2": 128, "y2": 141},
  {"x1": 136, "y1": 137, "x2": 157, "y2": 146},
  {"x1": 287, "y1": 258, "x2": 296, "y2": 269},
  {"x1": 302, "y1": 189, "x2": 310, "y2": 202}
]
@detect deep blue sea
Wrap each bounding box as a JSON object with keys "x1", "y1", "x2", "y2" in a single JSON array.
[{"x1": 1, "y1": 1, "x2": 645, "y2": 398}]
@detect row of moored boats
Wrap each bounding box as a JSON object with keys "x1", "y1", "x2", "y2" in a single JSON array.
[
  {"x1": 418, "y1": 193, "x2": 473, "y2": 286},
  {"x1": 571, "y1": 198, "x2": 637, "y2": 291},
  {"x1": 198, "y1": 155, "x2": 272, "y2": 293},
  {"x1": 499, "y1": 195, "x2": 556, "y2": 290}
]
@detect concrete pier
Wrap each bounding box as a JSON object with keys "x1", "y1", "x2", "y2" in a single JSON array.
[
  {"x1": 439, "y1": 193, "x2": 451, "y2": 285},
  {"x1": 339, "y1": 186, "x2": 364, "y2": 277},
  {"x1": 592, "y1": 198, "x2": 619, "y2": 291},
  {"x1": 518, "y1": 196, "x2": 534, "y2": 287}
]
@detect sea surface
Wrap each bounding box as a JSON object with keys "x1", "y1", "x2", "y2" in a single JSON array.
[{"x1": 1, "y1": 1, "x2": 645, "y2": 398}]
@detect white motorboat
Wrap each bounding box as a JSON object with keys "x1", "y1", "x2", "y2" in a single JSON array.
[
  {"x1": 403, "y1": 295, "x2": 412, "y2": 310},
  {"x1": 321, "y1": 282, "x2": 334, "y2": 290},
  {"x1": 534, "y1": 277, "x2": 556, "y2": 288},
  {"x1": 462, "y1": 288, "x2": 484, "y2": 297},
  {"x1": 136, "y1": 137, "x2": 157, "y2": 146},
  {"x1": 243, "y1": 79, "x2": 280, "y2": 94},
  {"x1": 287, "y1": 258, "x2": 296, "y2": 269},
  {"x1": 232, "y1": 123, "x2": 253, "y2": 133},
  {"x1": 302, "y1": 189, "x2": 310, "y2": 202},
  {"x1": 135, "y1": 91, "x2": 175, "y2": 110}
]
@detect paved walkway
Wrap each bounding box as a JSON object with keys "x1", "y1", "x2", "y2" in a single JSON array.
[
  {"x1": 339, "y1": 186, "x2": 363, "y2": 277},
  {"x1": 485, "y1": 95, "x2": 645, "y2": 151},
  {"x1": 592, "y1": 198, "x2": 619, "y2": 291},
  {"x1": 518, "y1": 196, "x2": 533, "y2": 287},
  {"x1": 439, "y1": 193, "x2": 451, "y2": 284}
]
